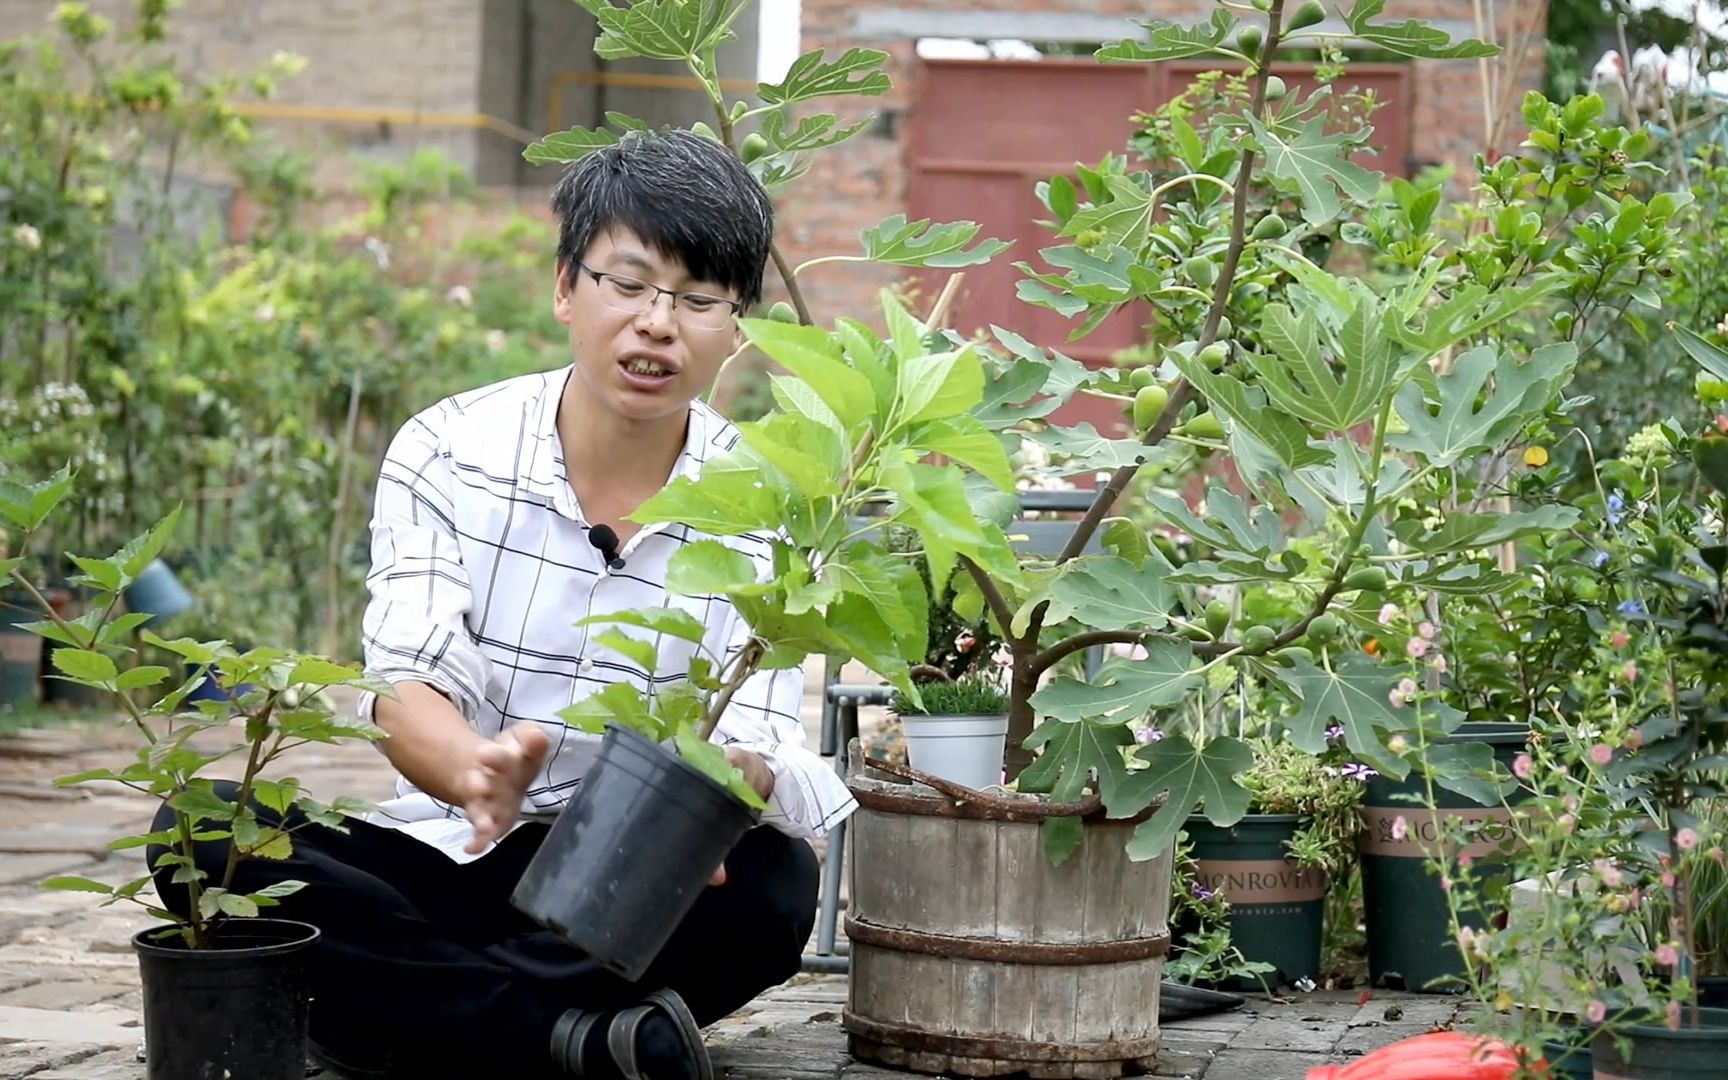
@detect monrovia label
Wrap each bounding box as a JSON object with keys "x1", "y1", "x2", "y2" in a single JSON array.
[
  {"x1": 1358, "y1": 806, "x2": 1519, "y2": 860},
  {"x1": 0, "y1": 634, "x2": 39, "y2": 664},
  {"x1": 1194, "y1": 859, "x2": 1327, "y2": 904}
]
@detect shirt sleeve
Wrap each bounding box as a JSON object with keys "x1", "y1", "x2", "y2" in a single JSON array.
[
  {"x1": 711, "y1": 606, "x2": 857, "y2": 843},
  {"x1": 355, "y1": 409, "x2": 490, "y2": 727}
]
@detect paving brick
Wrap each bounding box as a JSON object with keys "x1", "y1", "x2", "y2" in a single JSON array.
[
  {"x1": 0, "y1": 1040, "x2": 111, "y2": 1076},
  {"x1": 1200, "y1": 1047, "x2": 1335, "y2": 1079},
  {"x1": 0, "y1": 852, "x2": 104, "y2": 887},
  {"x1": 0, "y1": 978, "x2": 134, "y2": 1009},
  {"x1": 1229, "y1": 1012, "x2": 1344, "y2": 1054},
  {"x1": 0, "y1": 1004, "x2": 139, "y2": 1046}
]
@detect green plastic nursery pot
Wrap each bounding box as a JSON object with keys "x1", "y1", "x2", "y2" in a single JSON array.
[
  {"x1": 511, "y1": 723, "x2": 760, "y2": 981},
  {"x1": 1590, "y1": 1007, "x2": 1728, "y2": 1079},
  {"x1": 1359, "y1": 722, "x2": 1527, "y2": 993},
  {"x1": 1186, "y1": 813, "x2": 1325, "y2": 990},
  {"x1": 1542, "y1": 1030, "x2": 1594, "y2": 1079},
  {"x1": 133, "y1": 918, "x2": 319, "y2": 1080},
  {"x1": 0, "y1": 591, "x2": 42, "y2": 708}
]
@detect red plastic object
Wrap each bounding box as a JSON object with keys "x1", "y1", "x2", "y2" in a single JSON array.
[{"x1": 1306, "y1": 1031, "x2": 1524, "y2": 1080}]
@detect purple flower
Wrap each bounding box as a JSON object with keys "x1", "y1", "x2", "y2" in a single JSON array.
[
  {"x1": 1325, "y1": 724, "x2": 1345, "y2": 742},
  {"x1": 1134, "y1": 726, "x2": 1166, "y2": 745},
  {"x1": 1190, "y1": 881, "x2": 1215, "y2": 900},
  {"x1": 1618, "y1": 599, "x2": 1645, "y2": 616},
  {"x1": 1340, "y1": 763, "x2": 1378, "y2": 781}
]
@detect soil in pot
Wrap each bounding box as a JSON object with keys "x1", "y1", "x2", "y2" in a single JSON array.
[
  {"x1": 1590, "y1": 1006, "x2": 1728, "y2": 1079},
  {"x1": 1186, "y1": 813, "x2": 1326, "y2": 991},
  {"x1": 511, "y1": 723, "x2": 760, "y2": 981},
  {"x1": 0, "y1": 590, "x2": 42, "y2": 708},
  {"x1": 899, "y1": 713, "x2": 1008, "y2": 790},
  {"x1": 1359, "y1": 721, "x2": 1527, "y2": 993},
  {"x1": 133, "y1": 917, "x2": 319, "y2": 1080}
]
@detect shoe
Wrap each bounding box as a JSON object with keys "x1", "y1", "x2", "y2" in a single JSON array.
[{"x1": 551, "y1": 988, "x2": 712, "y2": 1080}]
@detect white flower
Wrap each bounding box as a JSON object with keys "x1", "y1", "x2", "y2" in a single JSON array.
[
  {"x1": 446, "y1": 284, "x2": 473, "y2": 308},
  {"x1": 255, "y1": 303, "x2": 276, "y2": 323},
  {"x1": 12, "y1": 224, "x2": 41, "y2": 251},
  {"x1": 364, "y1": 236, "x2": 390, "y2": 270},
  {"x1": 485, "y1": 329, "x2": 507, "y2": 354}
]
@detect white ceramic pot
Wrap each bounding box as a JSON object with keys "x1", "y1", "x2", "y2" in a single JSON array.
[{"x1": 899, "y1": 713, "x2": 1009, "y2": 790}]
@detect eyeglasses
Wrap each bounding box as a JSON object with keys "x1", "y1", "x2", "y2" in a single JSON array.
[{"x1": 575, "y1": 262, "x2": 741, "y2": 331}]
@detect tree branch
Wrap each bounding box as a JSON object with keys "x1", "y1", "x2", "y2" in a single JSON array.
[
  {"x1": 961, "y1": 556, "x2": 1017, "y2": 646},
  {"x1": 770, "y1": 242, "x2": 814, "y2": 326}
]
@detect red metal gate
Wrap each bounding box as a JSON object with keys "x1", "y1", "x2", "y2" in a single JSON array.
[{"x1": 905, "y1": 57, "x2": 1413, "y2": 435}]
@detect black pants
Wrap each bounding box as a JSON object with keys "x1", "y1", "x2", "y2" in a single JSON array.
[{"x1": 148, "y1": 784, "x2": 819, "y2": 1075}]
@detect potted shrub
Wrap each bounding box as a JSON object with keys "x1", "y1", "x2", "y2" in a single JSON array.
[
  {"x1": 889, "y1": 672, "x2": 1012, "y2": 791},
  {"x1": 0, "y1": 471, "x2": 385, "y2": 1080}
]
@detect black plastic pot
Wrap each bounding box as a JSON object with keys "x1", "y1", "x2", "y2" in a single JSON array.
[
  {"x1": 0, "y1": 590, "x2": 42, "y2": 709},
  {"x1": 1542, "y1": 1029, "x2": 1594, "y2": 1079},
  {"x1": 1186, "y1": 813, "x2": 1326, "y2": 991},
  {"x1": 1590, "y1": 1006, "x2": 1728, "y2": 1078},
  {"x1": 511, "y1": 723, "x2": 760, "y2": 981},
  {"x1": 1359, "y1": 722, "x2": 1527, "y2": 993},
  {"x1": 1699, "y1": 975, "x2": 1728, "y2": 1010},
  {"x1": 133, "y1": 917, "x2": 319, "y2": 1080}
]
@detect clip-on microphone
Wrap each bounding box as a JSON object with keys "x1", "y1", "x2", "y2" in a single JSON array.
[{"x1": 588, "y1": 524, "x2": 626, "y2": 570}]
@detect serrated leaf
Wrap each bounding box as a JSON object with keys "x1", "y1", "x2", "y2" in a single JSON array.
[
  {"x1": 50, "y1": 647, "x2": 117, "y2": 685},
  {"x1": 0, "y1": 464, "x2": 72, "y2": 531},
  {"x1": 594, "y1": 629, "x2": 658, "y2": 674},
  {"x1": 169, "y1": 784, "x2": 236, "y2": 823},
  {"x1": 140, "y1": 631, "x2": 223, "y2": 666},
  {"x1": 254, "y1": 880, "x2": 307, "y2": 900},
  {"x1": 632, "y1": 450, "x2": 781, "y2": 535},
  {"x1": 738, "y1": 319, "x2": 874, "y2": 434},
  {"x1": 1274, "y1": 656, "x2": 1414, "y2": 776},
  {"x1": 561, "y1": 681, "x2": 662, "y2": 739},
  {"x1": 880, "y1": 459, "x2": 996, "y2": 596},
  {"x1": 911, "y1": 416, "x2": 1015, "y2": 491},
  {"x1": 115, "y1": 665, "x2": 172, "y2": 691},
  {"x1": 735, "y1": 413, "x2": 844, "y2": 499},
  {"x1": 1391, "y1": 344, "x2": 1577, "y2": 466},
  {"x1": 572, "y1": 0, "x2": 734, "y2": 61},
  {"x1": 759, "y1": 110, "x2": 872, "y2": 154},
  {"x1": 577, "y1": 607, "x2": 709, "y2": 645},
  {"x1": 826, "y1": 547, "x2": 925, "y2": 660},
  {"x1": 1097, "y1": 10, "x2": 1236, "y2": 63},
  {"x1": 1247, "y1": 114, "x2": 1383, "y2": 226},
  {"x1": 900, "y1": 348, "x2": 985, "y2": 425},
  {"x1": 673, "y1": 728, "x2": 769, "y2": 810},
  {"x1": 1114, "y1": 735, "x2": 1255, "y2": 860},
  {"x1": 1343, "y1": 0, "x2": 1500, "y2": 59},
  {"x1": 524, "y1": 125, "x2": 621, "y2": 166},
  {"x1": 287, "y1": 658, "x2": 363, "y2": 687},
  {"x1": 1393, "y1": 506, "x2": 1581, "y2": 554},
  {"x1": 252, "y1": 779, "x2": 299, "y2": 815},
  {"x1": 666, "y1": 540, "x2": 764, "y2": 597},
  {"x1": 859, "y1": 214, "x2": 1009, "y2": 269},
  {"x1": 1020, "y1": 715, "x2": 1136, "y2": 864},
  {"x1": 1030, "y1": 643, "x2": 1202, "y2": 721},
  {"x1": 40, "y1": 875, "x2": 113, "y2": 895},
  {"x1": 115, "y1": 507, "x2": 182, "y2": 580},
  {"x1": 216, "y1": 892, "x2": 259, "y2": 918},
  {"x1": 758, "y1": 47, "x2": 890, "y2": 105},
  {"x1": 68, "y1": 555, "x2": 123, "y2": 593}
]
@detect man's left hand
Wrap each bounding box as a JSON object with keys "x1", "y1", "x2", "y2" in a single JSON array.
[{"x1": 725, "y1": 747, "x2": 775, "y2": 801}]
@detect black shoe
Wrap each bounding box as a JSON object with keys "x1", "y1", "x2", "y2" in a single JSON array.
[{"x1": 550, "y1": 988, "x2": 712, "y2": 1080}]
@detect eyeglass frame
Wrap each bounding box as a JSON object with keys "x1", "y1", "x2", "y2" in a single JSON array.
[{"x1": 573, "y1": 261, "x2": 743, "y2": 329}]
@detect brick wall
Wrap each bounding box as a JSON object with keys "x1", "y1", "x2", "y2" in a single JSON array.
[{"x1": 782, "y1": 0, "x2": 1547, "y2": 329}]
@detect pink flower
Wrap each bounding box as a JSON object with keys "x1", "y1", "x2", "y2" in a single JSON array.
[
  {"x1": 1587, "y1": 1000, "x2": 1607, "y2": 1024},
  {"x1": 1439, "y1": 875, "x2": 1453, "y2": 893},
  {"x1": 955, "y1": 631, "x2": 977, "y2": 654},
  {"x1": 1662, "y1": 871, "x2": 1677, "y2": 889},
  {"x1": 1611, "y1": 631, "x2": 1630, "y2": 649},
  {"x1": 1559, "y1": 814, "x2": 1577, "y2": 834},
  {"x1": 1429, "y1": 653, "x2": 1448, "y2": 674},
  {"x1": 1418, "y1": 621, "x2": 1437, "y2": 640},
  {"x1": 1596, "y1": 859, "x2": 1624, "y2": 887},
  {"x1": 1622, "y1": 661, "x2": 1639, "y2": 683},
  {"x1": 1406, "y1": 636, "x2": 1430, "y2": 659},
  {"x1": 1456, "y1": 926, "x2": 1475, "y2": 950},
  {"x1": 1591, "y1": 744, "x2": 1615, "y2": 766},
  {"x1": 1625, "y1": 729, "x2": 1645, "y2": 751},
  {"x1": 1391, "y1": 816, "x2": 1409, "y2": 841},
  {"x1": 1667, "y1": 999, "x2": 1683, "y2": 1031},
  {"x1": 1513, "y1": 753, "x2": 1533, "y2": 780},
  {"x1": 1378, "y1": 603, "x2": 1400, "y2": 626},
  {"x1": 1657, "y1": 944, "x2": 1680, "y2": 967},
  {"x1": 1712, "y1": 847, "x2": 1726, "y2": 868},
  {"x1": 1677, "y1": 827, "x2": 1701, "y2": 851}
]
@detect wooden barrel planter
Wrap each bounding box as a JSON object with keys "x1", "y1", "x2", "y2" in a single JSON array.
[{"x1": 843, "y1": 763, "x2": 1174, "y2": 1079}]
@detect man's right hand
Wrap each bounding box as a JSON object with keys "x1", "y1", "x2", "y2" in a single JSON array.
[{"x1": 460, "y1": 724, "x2": 552, "y2": 854}]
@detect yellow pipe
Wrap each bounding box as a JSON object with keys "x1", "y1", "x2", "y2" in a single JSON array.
[{"x1": 229, "y1": 101, "x2": 539, "y2": 145}]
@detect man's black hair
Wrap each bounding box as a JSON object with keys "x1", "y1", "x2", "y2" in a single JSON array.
[{"x1": 551, "y1": 129, "x2": 775, "y2": 310}]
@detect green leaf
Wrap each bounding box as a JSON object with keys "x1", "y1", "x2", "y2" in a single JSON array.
[
  {"x1": 673, "y1": 728, "x2": 769, "y2": 810},
  {"x1": 1172, "y1": 360, "x2": 1329, "y2": 471},
  {"x1": 253, "y1": 880, "x2": 307, "y2": 900},
  {"x1": 1342, "y1": 0, "x2": 1500, "y2": 58},
  {"x1": 759, "y1": 110, "x2": 871, "y2": 154},
  {"x1": 19, "y1": 614, "x2": 96, "y2": 648},
  {"x1": 51, "y1": 647, "x2": 117, "y2": 685},
  {"x1": 115, "y1": 507, "x2": 183, "y2": 580},
  {"x1": 1392, "y1": 281, "x2": 1563, "y2": 357},
  {"x1": 1274, "y1": 656, "x2": 1414, "y2": 776},
  {"x1": 1024, "y1": 425, "x2": 1155, "y2": 473},
  {"x1": 1101, "y1": 519, "x2": 1150, "y2": 567},
  {"x1": 68, "y1": 555, "x2": 123, "y2": 593},
  {"x1": 1097, "y1": 10, "x2": 1236, "y2": 63},
  {"x1": 1113, "y1": 735, "x2": 1255, "y2": 860},
  {"x1": 216, "y1": 892, "x2": 259, "y2": 918},
  {"x1": 1675, "y1": 324, "x2": 1728, "y2": 382},
  {"x1": 572, "y1": 0, "x2": 734, "y2": 60},
  {"x1": 1145, "y1": 481, "x2": 1284, "y2": 559},
  {"x1": 1031, "y1": 555, "x2": 1177, "y2": 634},
  {"x1": 1393, "y1": 505, "x2": 1581, "y2": 554},
  {"x1": 759, "y1": 47, "x2": 889, "y2": 105},
  {"x1": 1020, "y1": 715, "x2": 1136, "y2": 865},
  {"x1": 577, "y1": 607, "x2": 709, "y2": 645},
  {"x1": 252, "y1": 779, "x2": 300, "y2": 815},
  {"x1": 140, "y1": 631, "x2": 223, "y2": 666},
  {"x1": 0, "y1": 464, "x2": 73, "y2": 532},
  {"x1": 287, "y1": 658, "x2": 363, "y2": 687},
  {"x1": 1425, "y1": 743, "x2": 1516, "y2": 804},
  {"x1": 1391, "y1": 344, "x2": 1577, "y2": 466},
  {"x1": 168, "y1": 784, "x2": 237, "y2": 823},
  {"x1": 1696, "y1": 438, "x2": 1728, "y2": 497},
  {"x1": 879, "y1": 460, "x2": 1002, "y2": 595},
  {"x1": 97, "y1": 612, "x2": 155, "y2": 645},
  {"x1": 1061, "y1": 175, "x2": 1154, "y2": 251},
  {"x1": 523, "y1": 125, "x2": 621, "y2": 166},
  {"x1": 666, "y1": 540, "x2": 764, "y2": 596},
  {"x1": 738, "y1": 319, "x2": 875, "y2": 434},
  {"x1": 826, "y1": 547, "x2": 926, "y2": 660},
  {"x1": 858, "y1": 214, "x2": 1009, "y2": 269},
  {"x1": 1030, "y1": 644, "x2": 1202, "y2": 721},
  {"x1": 0, "y1": 556, "x2": 21, "y2": 579},
  {"x1": 1245, "y1": 301, "x2": 1395, "y2": 430},
  {"x1": 632, "y1": 450, "x2": 781, "y2": 535},
  {"x1": 1247, "y1": 114, "x2": 1384, "y2": 226},
  {"x1": 911, "y1": 416, "x2": 1014, "y2": 491},
  {"x1": 736, "y1": 413, "x2": 844, "y2": 499},
  {"x1": 114, "y1": 665, "x2": 172, "y2": 691},
  {"x1": 40, "y1": 875, "x2": 113, "y2": 895},
  {"x1": 593, "y1": 629, "x2": 658, "y2": 674},
  {"x1": 901, "y1": 348, "x2": 986, "y2": 425},
  {"x1": 559, "y1": 682, "x2": 661, "y2": 740},
  {"x1": 54, "y1": 767, "x2": 122, "y2": 787}
]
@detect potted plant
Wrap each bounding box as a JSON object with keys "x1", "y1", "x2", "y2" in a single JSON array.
[
  {"x1": 888, "y1": 662, "x2": 1012, "y2": 791},
  {"x1": 0, "y1": 470, "x2": 386, "y2": 1080}
]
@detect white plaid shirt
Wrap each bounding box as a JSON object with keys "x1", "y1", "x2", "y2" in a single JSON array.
[{"x1": 355, "y1": 367, "x2": 856, "y2": 862}]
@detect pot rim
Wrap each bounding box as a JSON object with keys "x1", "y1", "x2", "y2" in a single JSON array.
[
  {"x1": 1185, "y1": 812, "x2": 1311, "y2": 825},
  {"x1": 603, "y1": 722, "x2": 759, "y2": 818},
  {"x1": 895, "y1": 711, "x2": 1011, "y2": 720},
  {"x1": 132, "y1": 917, "x2": 320, "y2": 960},
  {"x1": 1596, "y1": 1006, "x2": 1728, "y2": 1040}
]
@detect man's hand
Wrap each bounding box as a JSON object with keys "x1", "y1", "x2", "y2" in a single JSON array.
[
  {"x1": 705, "y1": 748, "x2": 774, "y2": 887},
  {"x1": 460, "y1": 724, "x2": 552, "y2": 854}
]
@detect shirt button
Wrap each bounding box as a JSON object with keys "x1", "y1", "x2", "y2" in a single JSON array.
[{"x1": 579, "y1": 657, "x2": 594, "y2": 672}]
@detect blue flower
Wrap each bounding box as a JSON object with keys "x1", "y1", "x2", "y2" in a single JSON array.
[
  {"x1": 1618, "y1": 599, "x2": 1645, "y2": 616},
  {"x1": 1607, "y1": 491, "x2": 1625, "y2": 526},
  {"x1": 1593, "y1": 550, "x2": 1610, "y2": 569}
]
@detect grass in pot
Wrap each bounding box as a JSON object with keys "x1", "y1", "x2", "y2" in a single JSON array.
[{"x1": 888, "y1": 673, "x2": 1012, "y2": 791}]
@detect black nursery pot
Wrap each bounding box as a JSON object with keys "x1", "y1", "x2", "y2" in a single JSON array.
[
  {"x1": 132, "y1": 918, "x2": 320, "y2": 1080},
  {"x1": 1186, "y1": 813, "x2": 1326, "y2": 991},
  {"x1": 511, "y1": 723, "x2": 760, "y2": 982}
]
